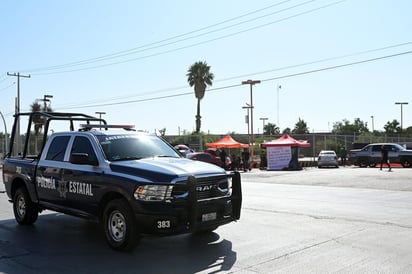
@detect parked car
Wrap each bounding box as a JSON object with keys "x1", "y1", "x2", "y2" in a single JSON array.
[
  {"x1": 174, "y1": 144, "x2": 193, "y2": 157},
  {"x1": 348, "y1": 143, "x2": 412, "y2": 168},
  {"x1": 317, "y1": 150, "x2": 339, "y2": 168},
  {"x1": 186, "y1": 152, "x2": 223, "y2": 167}
]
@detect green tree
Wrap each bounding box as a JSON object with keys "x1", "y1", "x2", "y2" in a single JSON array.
[
  {"x1": 292, "y1": 118, "x2": 309, "y2": 134},
  {"x1": 186, "y1": 61, "x2": 214, "y2": 133},
  {"x1": 332, "y1": 118, "x2": 369, "y2": 135},
  {"x1": 263, "y1": 123, "x2": 280, "y2": 135},
  {"x1": 282, "y1": 127, "x2": 291, "y2": 134},
  {"x1": 383, "y1": 119, "x2": 401, "y2": 134}
]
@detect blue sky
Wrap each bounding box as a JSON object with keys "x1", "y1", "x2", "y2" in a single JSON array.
[{"x1": 1, "y1": 0, "x2": 411, "y2": 135}]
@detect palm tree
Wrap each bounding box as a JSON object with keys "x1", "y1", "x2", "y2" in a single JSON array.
[
  {"x1": 30, "y1": 100, "x2": 53, "y2": 154},
  {"x1": 30, "y1": 101, "x2": 43, "y2": 136},
  {"x1": 186, "y1": 61, "x2": 214, "y2": 133},
  {"x1": 30, "y1": 100, "x2": 53, "y2": 136}
]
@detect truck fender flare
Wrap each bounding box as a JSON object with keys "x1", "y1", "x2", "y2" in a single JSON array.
[{"x1": 11, "y1": 176, "x2": 39, "y2": 203}]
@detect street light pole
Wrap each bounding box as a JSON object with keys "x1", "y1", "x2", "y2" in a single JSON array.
[
  {"x1": 260, "y1": 117, "x2": 268, "y2": 135},
  {"x1": 277, "y1": 84, "x2": 282, "y2": 128},
  {"x1": 0, "y1": 111, "x2": 8, "y2": 154},
  {"x1": 242, "y1": 80, "x2": 261, "y2": 164},
  {"x1": 37, "y1": 94, "x2": 53, "y2": 131},
  {"x1": 242, "y1": 104, "x2": 252, "y2": 150},
  {"x1": 95, "y1": 111, "x2": 106, "y2": 130},
  {"x1": 395, "y1": 102, "x2": 408, "y2": 132},
  {"x1": 42, "y1": 94, "x2": 53, "y2": 111},
  {"x1": 370, "y1": 115, "x2": 374, "y2": 133}
]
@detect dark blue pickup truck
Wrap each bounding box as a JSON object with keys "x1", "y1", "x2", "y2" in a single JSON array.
[{"x1": 2, "y1": 112, "x2": 242, "y2": 251}]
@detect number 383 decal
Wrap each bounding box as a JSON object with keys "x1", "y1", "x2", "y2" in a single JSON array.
[{"x1": 157, "y1": 220, "x2": 171, "y2": 229}]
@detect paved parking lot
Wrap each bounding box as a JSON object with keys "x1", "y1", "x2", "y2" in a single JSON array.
[
  {"x1": 242, "y1": 165, "x2": 412, "y2": 191},
  {"x1": 1, "y1": 166, "x2": 412, "y2": 273}
]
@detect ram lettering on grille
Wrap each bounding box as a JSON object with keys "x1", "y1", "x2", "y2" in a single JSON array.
[{"x1": 196, "y1": 177, "x2": 228, "y2": 200}]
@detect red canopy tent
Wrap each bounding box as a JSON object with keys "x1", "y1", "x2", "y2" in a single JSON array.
[
  {"x1": 260, "y1": 134, "x2": 311, "y2": 148},
  {"x1": 260, "y1": 134, "x2": 311, "y2": 171},
  {"x1": 206, "y1": 135, "x2": 249, "y2": 149}
]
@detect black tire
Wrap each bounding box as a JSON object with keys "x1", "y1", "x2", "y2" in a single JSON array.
[
  {"x1": 103, "y1": 199, "x2": 140, "y2": 251},
  {"x1": 13, "y1": 187, "x2": 38, "y2": 225},
  {"x1": 358, "y1": 158, "x2": 368, "y2": 168},
  {"x1": 401, "y1": 158, "x2": 412, "y2": 168}
]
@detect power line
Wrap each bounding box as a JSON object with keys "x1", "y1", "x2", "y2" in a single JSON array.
[
  {"x1": 0, "y1": 74, "x2": 9, "y2": 84},
  {"x1": 53, "y1": 41, "x2": 412, "y2": 109},
  {"x1": 57, "y1": 49, "x2": 412, "y2": 110},
  {"x1": 219, "y1": 41, "x2": 412, "y2": 82},
  {"x1": 262, "y1": 50, "x2": 412, "y2": 82},
  {"x1": 0, "y1": 82, "x2": 15, "y2": 92},
  {"x1": 22, "y1": 0, "x2": 345, "y2": 75},
  {"x1": 18, "y1": 0, "x2": 296, "y2": 73}
]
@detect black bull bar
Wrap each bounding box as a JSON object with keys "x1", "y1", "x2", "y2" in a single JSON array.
[{"x1": 187, "y1": 171, "x2": 242, "y2": 231}]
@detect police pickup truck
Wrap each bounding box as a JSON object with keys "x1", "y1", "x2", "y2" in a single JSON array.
[{"x1": 2, "y1": 112, "x2": 241, "y2": 251}]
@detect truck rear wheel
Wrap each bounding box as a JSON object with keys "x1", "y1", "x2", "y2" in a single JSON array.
[
  {"x1": 103, "y1": 199, "x2": 140, "y2": 251},
  {"x1": 401, "y1": 158, "x2": 412, "y2": 168},
  {"x1": 358, "y1": 157, "x2": 369, "y2": 168},
  {"x1": 13, "y1": 187, "x2": 38, "y2": 225}
]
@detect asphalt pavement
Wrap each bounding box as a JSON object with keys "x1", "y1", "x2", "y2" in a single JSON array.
[{"x1": 1, "y1": 166, "x2": 412, "y2": 273}]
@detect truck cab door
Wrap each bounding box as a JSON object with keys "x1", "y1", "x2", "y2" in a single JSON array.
[
  {"x1": 388, "y1": 144, "x2": 400, "y2": 162},
  {"x1": 370, "y1": 145, "x2": 382, "y2": 163},
  {"x1": 36, "y1": 135, "x2": 71, "y2": 206},
  {"x1": 61, "y1": 136, "x2": 104, "y2": 217}
]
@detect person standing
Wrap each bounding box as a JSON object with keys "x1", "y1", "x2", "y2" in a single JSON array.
[
  {"x1": 242, "y1": 149, "x2": 250, "y2": 172},
  {"x1": 380, "y1": 145, "x2": 391, "y2": 171},
  {"x1": 340, "y1": 146, "x2": 347, "y2": 166},
  {"x1": 219, "y1": 149, "x2": 227, "y2": 169}
]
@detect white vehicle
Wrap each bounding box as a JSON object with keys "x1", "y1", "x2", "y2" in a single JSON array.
[{"x1": 317, "y1": 150, "x2": 339, "y2": 168}]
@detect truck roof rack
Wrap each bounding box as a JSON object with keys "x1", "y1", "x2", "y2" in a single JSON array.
[
  {"x1": 79, "y1": 124, "x2": 135, "y2": 131},
  {"x1": 9, "y1": 112, "x2": 108, "y2": 158}
]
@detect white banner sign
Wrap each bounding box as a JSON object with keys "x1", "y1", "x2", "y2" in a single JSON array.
[{"x1": 267, "y1": 146, "x2": 291, "y2": 170}]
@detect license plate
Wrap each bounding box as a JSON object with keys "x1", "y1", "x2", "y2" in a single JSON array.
[{"x1": 202, "y1": 212, "x2": 217, "y2": 222}]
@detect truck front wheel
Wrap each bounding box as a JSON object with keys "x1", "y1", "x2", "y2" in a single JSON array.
[
  {"x1": 13, "y1": 187, "x2": 38, "y2": 225},
  {"x1": 103, "y1": 199, "x2": 140, "y2": 251}
]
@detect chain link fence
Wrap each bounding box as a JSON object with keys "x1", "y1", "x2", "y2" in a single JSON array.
[
  {"x1": 2, "y1": 133, "x2": 412, "y2": 166},
  {"x1": 163, "y1": 133, "x2": 412, "y2": 161}
]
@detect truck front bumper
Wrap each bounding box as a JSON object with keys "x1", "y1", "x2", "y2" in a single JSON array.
[{"x1": 134, "y1": 172, "x2": 242, "y2": 235}]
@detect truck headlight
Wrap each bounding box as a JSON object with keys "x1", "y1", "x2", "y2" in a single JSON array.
[
  {"x1": 134, "y1": 185, "x2": 173, "y2": 202},
  {"x1": 220, "y1": 176, "x2": 232, "y2": 196}
]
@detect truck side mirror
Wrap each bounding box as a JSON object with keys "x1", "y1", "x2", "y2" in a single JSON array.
[{"x1": 70, "y1": 153, "x2": 98, "y2": 166}]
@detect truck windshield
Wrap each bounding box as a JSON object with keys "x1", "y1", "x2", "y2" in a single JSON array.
[{"x1": 97, "y1": 134, "x2": 180, "y2": 161}]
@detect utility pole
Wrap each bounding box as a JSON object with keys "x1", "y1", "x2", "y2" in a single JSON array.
[{"x1": 7, "y1": 72, "x2": 31, "y2": 155}]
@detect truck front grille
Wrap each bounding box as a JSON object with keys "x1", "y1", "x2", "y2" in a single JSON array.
[
  {"x1": 195, "y1": 176, "x2": 229, "y2": 200},
  {"x1": 171, "y1": 176, "x2": 230, "y2": 201}
]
